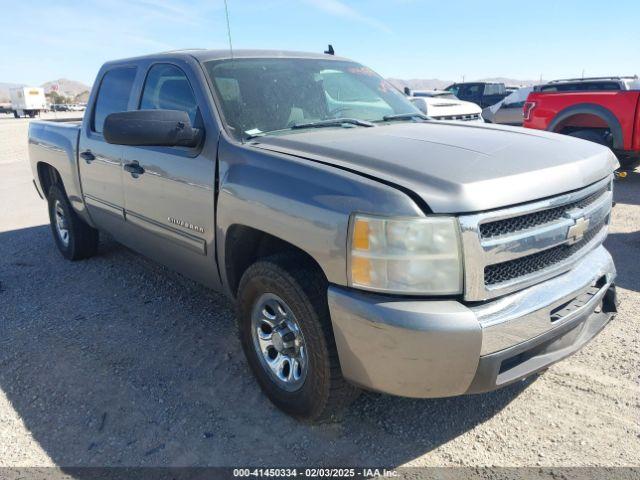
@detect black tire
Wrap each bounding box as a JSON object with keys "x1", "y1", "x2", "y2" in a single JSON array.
[
  {"x1": 237, "y1": 254, "x2": 360, "y2": 422},
  {"x1": 617, "y1": 155, "x2": 640, "y2": 172},
  {"x1": 566, "y1": 130, "x2": 639, "y2": 171},
  {"x1": 13, "y1": 111, "x2": 18, "y2": 118},
  {"x1": 47, "y1": 184, "x2": 99, "y2": 260},
  {"x1": 567, "y1": 129, "x2": 610, "y2": 147}
]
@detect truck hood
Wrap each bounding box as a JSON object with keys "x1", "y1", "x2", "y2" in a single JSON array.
[
  {"x1": 250, "y1": 121, "x2": 618, "y2": 213},
  {"x1": 419, "y1": 96, "x2": 481, "y2": 117}
]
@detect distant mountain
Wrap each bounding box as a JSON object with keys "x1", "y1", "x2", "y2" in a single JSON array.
[
  {"x1": 2, "y1": 75, "x2": 540, "y2": 103},
  {"x1": 479, "y1": 77, "x2": 540, "y2": 87},
  {"x1": 387, "y1": 77, "x2": 541, "y2": 92},
  {"x1": 41, "y1": 78, "x2": 91, "y2": 98},
  {"x1": 387, "y1": 78, "x2": 452, "y2": 92},
  {"x1": 0, "y1": 78, "x2": 91, "y2": 103}
]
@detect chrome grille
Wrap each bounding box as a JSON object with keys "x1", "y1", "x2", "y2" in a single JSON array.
[
  {"x1": 484, "y1": 221, "x2": 604, "y2": 286},
  {"x1": 480, "y1": 186, "x2": 608, "y2": 239},
  {"x1": 459, "y1": 176, "x2": 613, "y2": 301},
  {"x1": 433, "y1": 113, "x2": 482, "y2": 121}
]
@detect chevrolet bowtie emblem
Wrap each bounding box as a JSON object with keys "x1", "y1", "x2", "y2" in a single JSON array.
[{"x1": 566, "y1": 217, "x2": 590, "y2": 244}]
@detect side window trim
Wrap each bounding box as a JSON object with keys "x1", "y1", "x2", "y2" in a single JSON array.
[
  {"x1": 90, "y1": 65, "x2": 138, "y2": 135},
  {"x1": 136, "y1": 62, "x2": 203, "y2": 153},
  {"x1": 138, "y1": 62, "x2": 199, "y2": 118}
]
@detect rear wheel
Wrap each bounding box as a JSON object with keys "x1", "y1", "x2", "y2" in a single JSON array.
[
  {"x1": 237, "y1": 254, "x2": 360, "y2": 421},
  {"x1": 47, "y1": 184, "x2": 99, "y2": 260},
  {"x1": 566, "y1": 129, "x2": 640, "y2": 171},
  {"x1": 617, "y1": 154, "x2": 640, "y2": 172},
  {"x1": 566, "y1": 129, "x2": 611, "y2": 147}
]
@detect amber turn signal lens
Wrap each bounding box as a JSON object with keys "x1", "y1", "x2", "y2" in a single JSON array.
[
  {"x1": 352, "y1": 218, "x2": 370, "y2": 251},
  {"x1": 350, "y1": 256, "x2": 372, "y2": 285}
]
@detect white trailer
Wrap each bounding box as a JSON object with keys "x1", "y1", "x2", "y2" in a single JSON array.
[{"x1": 10, "y1": 87, "x2": 46, "y2": 118}]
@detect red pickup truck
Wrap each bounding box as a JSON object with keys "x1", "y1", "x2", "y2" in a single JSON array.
[{"x1": 523, "y1": 77, "x2": 640, "y2": 170}]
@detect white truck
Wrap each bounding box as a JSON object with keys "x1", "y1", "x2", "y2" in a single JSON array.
[
  {"x1": 10, "y1": 86, "x2": 46, "y2": 118},
  {"x1": 406, "y1": 89, "x2": 483, "y2": 122}
]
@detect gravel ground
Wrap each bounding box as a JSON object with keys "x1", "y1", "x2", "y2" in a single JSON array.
[{"x1": 0, "y1": 113, "x2": 638, "y2": 468}]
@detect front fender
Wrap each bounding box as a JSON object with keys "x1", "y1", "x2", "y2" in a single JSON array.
[{"x1": 216, "y1": 138, "x2": 425, "y2": 290}]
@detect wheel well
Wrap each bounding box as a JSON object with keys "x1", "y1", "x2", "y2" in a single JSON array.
[
  {"x1": 553, "y1": 113, "x2": 611, "y2": 135},
  {"x1": 37, "y1": 163, "x2": 62, "y2": 197},
  {"x1": 547, "y1": 103, "x2": 623, "y2": 150},
  {"x1": 224, "y1": 225, "x2": 325, "y2": 297}
]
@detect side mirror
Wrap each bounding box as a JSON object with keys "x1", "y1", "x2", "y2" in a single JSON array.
[{"x1": 103, "y1": 109, "x2": 201, "y2": 147}]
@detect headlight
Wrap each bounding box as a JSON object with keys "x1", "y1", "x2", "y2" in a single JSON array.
[{"x1": 348, "y1": 214, "x2": 463, "y2": 295}]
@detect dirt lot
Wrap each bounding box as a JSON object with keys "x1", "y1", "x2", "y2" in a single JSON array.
[{"x1": 0, "y1": 113, "x2": 638, "y2": 468}]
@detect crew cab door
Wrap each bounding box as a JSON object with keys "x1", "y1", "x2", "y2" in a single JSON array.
[
  {"x1": 79, "y1": 66, "x2": 137, "y2": 230},
  {"x1": 119, "y1": 62, "x2": 218, "y2": 287}
]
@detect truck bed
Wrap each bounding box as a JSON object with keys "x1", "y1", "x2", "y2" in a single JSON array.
[
  {"x1": 524, "y1": 90, "x2": 640, "y2": 152},
  {"x1": 28, "y1": 119, "x2": 83, "y2": 205},
  {"x1": 38, "y1": 117, "x2": 84, "y2": 125}
]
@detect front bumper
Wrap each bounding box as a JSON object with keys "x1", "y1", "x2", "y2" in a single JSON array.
[{"x1": 327, "y1": 246, "x2": 617, "y2": 398}]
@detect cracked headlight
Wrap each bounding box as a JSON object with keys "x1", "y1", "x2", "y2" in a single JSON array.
[{"x1": 348, "y1": 214, "x2": 463, "y2": 295}]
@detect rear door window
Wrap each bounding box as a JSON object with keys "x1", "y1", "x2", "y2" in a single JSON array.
[
  {"x1": 92, "y1": 67, "x2": 137, "y2": 133},
  {"x1": 139, "y1": 64, "x2": 198, "y2": 125},
  {"x1": 484, "y1": 84, "x2": 506, "y2": 96},
  {"x1": 460, "y1": 84, "x2": 482, "y2": 98}
]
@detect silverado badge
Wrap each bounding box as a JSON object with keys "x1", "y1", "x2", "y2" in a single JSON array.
[
  {"x1": 168, "y1": 217, "x2": 205, "y2": 234},
  {"x1": 566, "y1": 217, "x2": 590, "y2": 245}
]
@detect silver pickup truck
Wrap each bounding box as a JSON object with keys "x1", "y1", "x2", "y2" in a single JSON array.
[{"x1": 28, "y1": 50, "x2": 619, "y2": 421}]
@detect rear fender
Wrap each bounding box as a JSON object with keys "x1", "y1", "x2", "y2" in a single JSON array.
[
  {"x1": 548, "y1": 103, "x2": 623, "y2": 150},
  {"x1": 28, "y1": 121, "x2": 94, "y2": 226}
]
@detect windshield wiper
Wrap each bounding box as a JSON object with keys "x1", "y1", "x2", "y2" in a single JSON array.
[
  {"x1": 381, "y1": 112, "x2": 429, "y2": 121},
  {"x1": 244, "y1": 118, "x2": 374, "y2": 141},
  {"x1": 291, "y1": 118, "x2": 375, "y2": 129}
]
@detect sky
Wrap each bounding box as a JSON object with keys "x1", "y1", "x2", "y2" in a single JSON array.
[{"x1": 1, "y1": 0, "x2": 639, "y2": 86}]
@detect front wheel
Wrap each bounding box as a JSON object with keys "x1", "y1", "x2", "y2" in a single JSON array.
[
  {"x1": 237, "y1": 254, "x2": 360, "y2": 421},
  {"x1": 47, "y1": 184, "x2": 99, "y2": 260}
]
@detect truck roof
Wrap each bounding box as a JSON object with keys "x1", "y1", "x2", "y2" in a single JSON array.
[
  {"x1": 544, "y1": 76, "x2": 638, "y2": 84},
  {"x1": 447, "y1": 81, "x2": 505, "y2": 86},
  {"x1": 103, "y1": 49, "x2": 351, "y2": 66},
  {"x1": 535, "y1": 76, "x2": 640, "y2": 92}
]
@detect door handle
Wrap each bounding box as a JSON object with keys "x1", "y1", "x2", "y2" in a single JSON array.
[
  {"x1": 80, "y1": 150, "x2": 95, "y2": 163},
  {"x1": 124, "y1": 161, "x2": 145, "y2": 176}
]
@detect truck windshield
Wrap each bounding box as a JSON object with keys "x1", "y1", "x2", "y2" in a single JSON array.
[{"x1": 203, "y1": 58, "x2": 421, "y2": 140}]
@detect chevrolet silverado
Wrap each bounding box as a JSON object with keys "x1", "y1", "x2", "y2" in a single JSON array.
[{"x1": 29, "y1": 50, "x2": 619, "y2": 421}]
